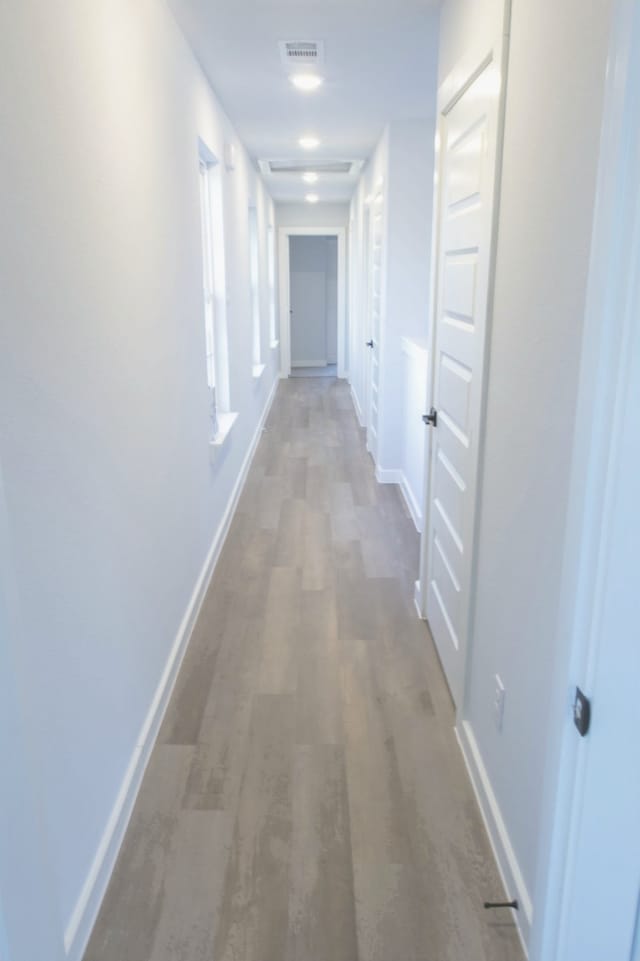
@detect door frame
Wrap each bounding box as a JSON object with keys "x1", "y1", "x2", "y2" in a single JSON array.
[
  {"x1": 415, "y1": 9, "x2": 512, "y2": 697},
  {"x1": 529, "y1": 0, "x2": 640, "y2": 956},
  {"x1": 360, "y1": 205, "x2": 373, "y2": 438},
  {"x1": 365, "y1": 191, "x2": 385, "y2": 460},
  {"x1": 278, "y1": 226, "x2": 347, "y2": 379}
]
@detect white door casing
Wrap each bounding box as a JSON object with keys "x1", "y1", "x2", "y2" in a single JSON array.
[
  {"x1": 424, "y1": 33, "x2": 508, "y2": 706},
  {"x1": 366, "y1": 191, "x2": 384, "y2": 459},
  {"x1": 361, "y1": 207, "x2": 373, "y2": 436},
  {"x1": 277, "y1": 226, "x2": 346, "y2": 379}
]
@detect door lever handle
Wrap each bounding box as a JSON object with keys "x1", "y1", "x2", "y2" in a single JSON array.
[
  {"x1": 422, "y1": 407, "x2": 438, "y2": 427},
  {"x1": 366, "y1": 339, "x2": 374, "y2": 348}
]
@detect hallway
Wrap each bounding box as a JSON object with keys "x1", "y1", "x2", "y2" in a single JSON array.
[{"x1": 84, "y1": 378, "x2": 522, "y2": 961}]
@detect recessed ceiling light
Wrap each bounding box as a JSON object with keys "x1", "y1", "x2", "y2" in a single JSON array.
[
  {"x1": 305, "y1": 193, "x2": 319, "y2": 204},
  {"x1": 302, "y1": 172, "x2": 318, "y2": 184},
  {"x1": 290, "y1": 73, "x2": 324, "y2": 92},
  {"x1": 299, "y1": 136, "x2": 320, "y2": 150}
]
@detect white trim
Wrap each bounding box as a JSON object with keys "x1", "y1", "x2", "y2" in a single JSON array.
[
  {"x1": 209, "y1": 411, "x2": 239, "y2": 460},
  {"x1": 374, "y1": 466, "x2": 424, "y2": 533},
  {"x1": 375, "y1": 466, "x2": 402, "y2": 485},
  {"x1": 63, "y1": 375, "x2": 280, "y2": 961},
  {"x1": 400, "y1": 335, "x2": 429, "y2": 363},
  {"x1": 376, "y1": 466, "x2": 424, "y2": 534},
  {"x1": 399, "y1": 474, "x2": 423, "y2": 533},
  {"x1": 413, "y1": 579, "x2": 424, "y2": 619},
  {"x1": 278, "y1": 226, "x2": 347, "y2": 379},
  {"x1": 456, "y1": 722, "x2": 531, "y2": 954},
  {"x1": 252, "y1": 363, "x2": 266, "y2": 380},
  {"x1": 350, "y1": 384, "x2": 365, "y2": 427},
  {"x1": 291, "y1": 359, "x2": 327, "y2": 368}
]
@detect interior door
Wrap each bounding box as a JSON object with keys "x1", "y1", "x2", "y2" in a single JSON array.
[
  {"x1": 424, "y1": 44, "x2": 506, "y2": 705},
  {"x1": 366, "y1": 193, "x2": 383, "y2": 458},
  {"x1": 549, "y1": 1, "x2": 640, "y2": 951},
  {"x1": 361, "y1": 208, "x2": 372, "y2": 431}
]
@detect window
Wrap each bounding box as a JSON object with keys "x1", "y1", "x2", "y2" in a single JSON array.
[
  {"x1": 248, "y1": 206, "x2": 263, "y2": 377},
  {"x1": 267, "y1": 224, "x2": 278, "y2": 347},
  {"x1": 199, "y1": 158, "x2": 217, "y2": 436},
  {"x1": 198, "y1": 145, "x2": 234, "y2": 446}
]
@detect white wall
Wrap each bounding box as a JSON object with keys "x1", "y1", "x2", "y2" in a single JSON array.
[
  {"x1": 0, "y1": 468, "x2": 66, "y2": 961},
  {"x1": 381, "y1": 119, "x2": 436, "y2": 473},
  {"x1": 400, "y1": 338, "x2": 430, "y2": 531},
  {"x1": 349, "y1": 129, "x2": 390, "y2": 426},
  {"x1": 348, "y1": 114, "x2": 436, "y2": 518},
  {"x1": 438, "y1": 0, "x2": 615, "y2": 947},
  {"x1": 0, "y1": 1, "x2": 277, "y2": 958},
  {"x1": 276, "y1": 202, "x2": 350, "y2": 229}
]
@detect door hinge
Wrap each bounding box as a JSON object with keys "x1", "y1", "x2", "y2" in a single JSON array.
[
  {"x1": 573, "y1": 686, "x2": 591, "y2": 737},
  {"x1": 422, "y1": 407, "x2": 438, "y2": 427}
]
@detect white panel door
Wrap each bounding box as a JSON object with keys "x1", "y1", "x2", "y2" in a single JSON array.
[
  {"x1": 425, "y1": 46, "x2": 506, "y2": 705},
  {"x1": 546, "y1": 2, "x2": 640, "y2": 954},
  {"x1": 361, "y1": 208, "x2": 372, "y2": 433},
  {"x1": 366, "y1": 193, "x2": 384, "y2": 458}
]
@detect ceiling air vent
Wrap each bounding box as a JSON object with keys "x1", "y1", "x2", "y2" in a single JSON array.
[
  {"x1": 267, "y1": 161, "x2": 354, "y2": 175},
  {"x1": 278, "y1": 40, "x2": 325, "y2": 68}
]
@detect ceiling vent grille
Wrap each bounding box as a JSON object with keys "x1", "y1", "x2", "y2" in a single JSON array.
[
  {"x1": 267, "y1": 160, "x2": 353, "y2": 175},
  {"x1": 279, "y1": 40, "x2": 325, "y2": 67}
]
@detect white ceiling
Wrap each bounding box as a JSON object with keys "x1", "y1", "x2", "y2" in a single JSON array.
[{"x1": 167, "y1": 0, "x2": 441, "y2": 204}]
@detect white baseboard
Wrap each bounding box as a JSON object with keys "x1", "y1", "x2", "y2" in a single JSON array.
[
  {"x1": 291, "y1": 359, "x2": 327, "y2": 368},
  {"x1": 350, "y1": 385, "x2": 365, "y2": 427},
  {"x1": 455, "y1": 721, "x2": 532, "y2": 955},
  {"x1": 413, "y1": 579, "x2": 424, "y2": 619},
  {"x1": 399, "y1": 475, "x2": 423, "y2": 534},
  {"x1": 64, "y1": 374, "x2": 280, "y2": 961},
  {"x1": 374, "y1": 467, "x2": 423, "y2": 535},
  {"x1": 375, "y1": 465, "x2": 403, "y2": 485}
]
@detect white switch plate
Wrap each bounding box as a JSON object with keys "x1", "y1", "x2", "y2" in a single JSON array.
[{"x1": 494, "y1": 674, "x2": 506, "y2": 732}]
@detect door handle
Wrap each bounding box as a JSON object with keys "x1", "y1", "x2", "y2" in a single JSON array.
[
  {"x1": 366, "y1": 339, "x2": 374, "y2": 348},
  {"x1": 422, "y1": 407, "x2": 438, "y2": 427}
]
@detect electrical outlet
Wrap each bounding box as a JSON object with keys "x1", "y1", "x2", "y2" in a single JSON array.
[{"x1": 493, "y1": 675, "x2": 505, "y2": 732}]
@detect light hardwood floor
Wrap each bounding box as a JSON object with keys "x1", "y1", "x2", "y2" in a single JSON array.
[{"x1": 84, "y1": 377, "x2": 523, "y2": 961}]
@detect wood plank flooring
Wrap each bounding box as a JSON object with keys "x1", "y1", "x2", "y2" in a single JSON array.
[{"x1": 84, "y1": 377, "x2": 523, "y2": 961}]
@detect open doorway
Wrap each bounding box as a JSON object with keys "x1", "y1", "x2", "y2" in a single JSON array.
[
  {"x1": 278, "y1": 226, "x2": 346, "y2": 378},
  {"x1": 289, "y1": 235, "x2": 338, "y2": 377}
]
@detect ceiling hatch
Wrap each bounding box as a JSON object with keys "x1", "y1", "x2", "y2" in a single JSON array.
[{"x1": 278, "y1": 40, "x2": 325, "y2": 68}]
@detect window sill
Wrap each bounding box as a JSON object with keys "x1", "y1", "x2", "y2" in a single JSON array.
[
  {"x1": 270, "y1": 339, "x2": 280, "y2": 350},
  {"x1": 252, "y1": 363, "x2": 266, "y2": 380},
  {"x1": 209, "y1": 411, "x2": 238, "y2": 461}
]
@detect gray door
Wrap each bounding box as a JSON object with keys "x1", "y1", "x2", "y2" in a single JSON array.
[{"x1": 289, "y1": 236, "x2": 337, "y2": 368}]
